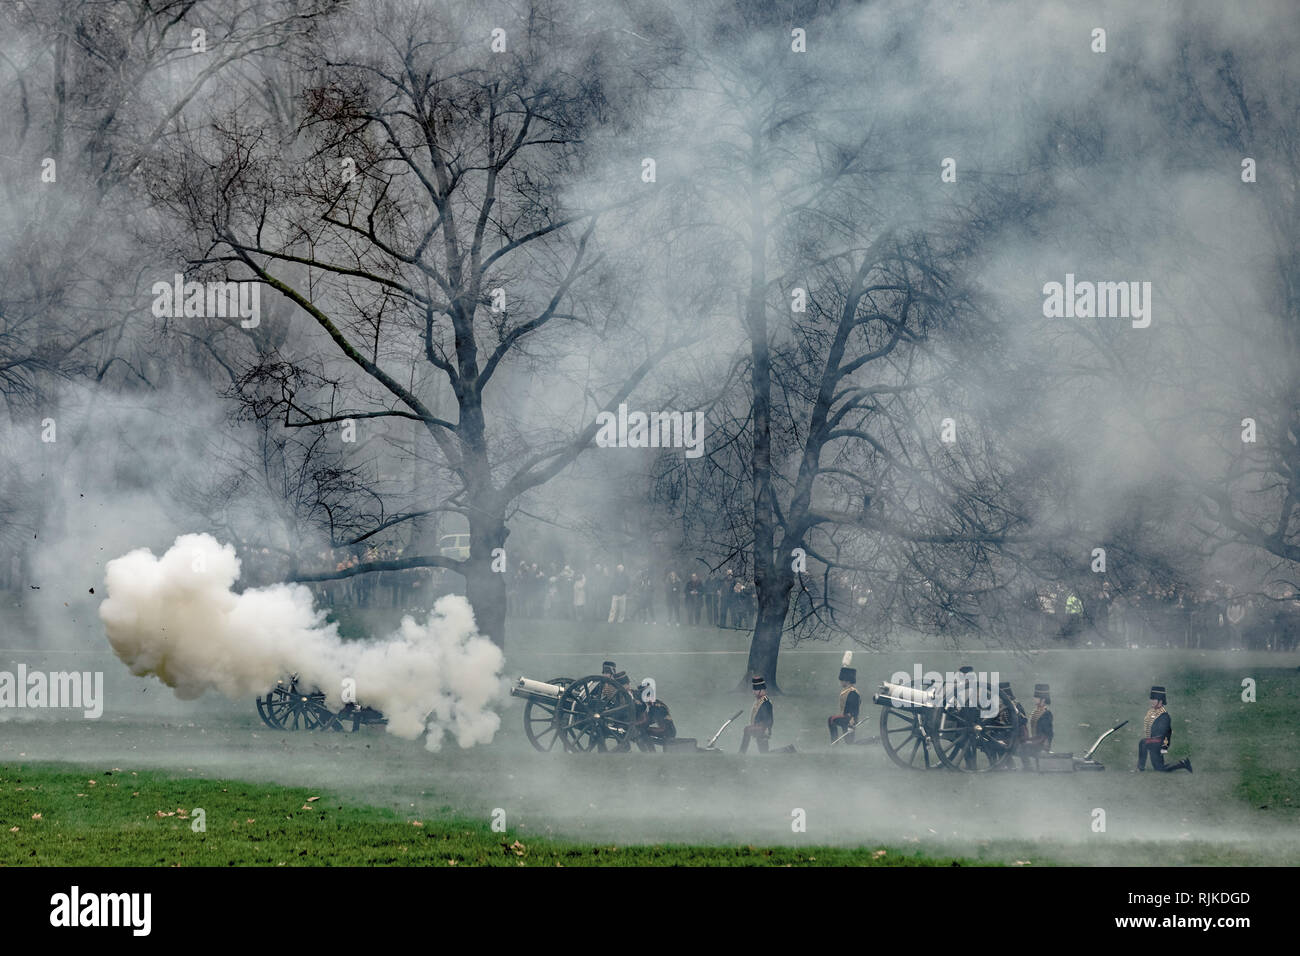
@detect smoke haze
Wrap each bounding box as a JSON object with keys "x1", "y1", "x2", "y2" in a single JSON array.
[{"x1": 99, "y1": 534, "x2": 504, "y2": 750}]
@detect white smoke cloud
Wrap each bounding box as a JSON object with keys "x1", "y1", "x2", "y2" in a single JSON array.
[{"x1": 98, "y1": 533, "x2": 504, "y2": 750}]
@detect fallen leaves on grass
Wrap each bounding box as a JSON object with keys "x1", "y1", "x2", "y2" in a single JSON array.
[
  {"x1": 873, "y1": 849, "x2": 887, "y2": 858},
  {"x1": 30, "y1": 813, "x2": 41, "y2": 820}
]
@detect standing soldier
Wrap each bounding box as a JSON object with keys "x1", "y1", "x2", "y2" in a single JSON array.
[
  {"x1": 740, "y1": 675, "x2": 774, "y2": 753},
  {"x1": 598, "y1": 661, "x2": 619, "y2": 705},
  {"x1": 1138, "y1": 686, "x2": 1192, "y2": 772},
  {"x1": 1019, "y1": 683, "x2": 1054, "y2": 768},
  {"x1": 828, "y1": 652, "x2": 861, "y2": 743}
]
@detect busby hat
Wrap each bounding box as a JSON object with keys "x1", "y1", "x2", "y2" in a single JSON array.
[
  {"x1": 614, "y1": 670, "x2": 630, "y2": 686},
  {"x1": 751, "y1": 674, "x2": 767, "y2": 691},
  {"x1": 1033, "y1": 682, "x2": 1051, "y2": 704},
  {"x1": 602, "y1": 660, "x2": 616, "y2": 673},
  {"x1": 838, "y1": 651, "x2": 856, "y2": 684},
  {"x1": 958, "y1": 665, "x2": 975, "y2": 674},
  {"x1": 999, "y1": 681, "x2": 1015, "y2": 697},
  {"x1": 1149, "y1": 685, "x2": 1167, "y2": 704}
]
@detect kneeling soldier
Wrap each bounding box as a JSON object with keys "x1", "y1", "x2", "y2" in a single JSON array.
[
  {"x1": 1138, "y1": 685, "x2": 1192, "y2": 773},
  {"x1": 828, "y1": 652, "x2": 861, "y2": 744},
  {"x1": 740, "y1": 675, "x2": 774, "y2": 753},
  {"x1": 635, "y1": 678, "x2": 677, "y2": 751}
]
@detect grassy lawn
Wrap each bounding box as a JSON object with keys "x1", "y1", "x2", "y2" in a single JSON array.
[{"x1": 0, "y1": 764, "x2": 974, "y2": 866}]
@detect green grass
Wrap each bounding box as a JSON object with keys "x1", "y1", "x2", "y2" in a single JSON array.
[{"x1": 0, "y1": 764, "x2": 975, "y2": 866}]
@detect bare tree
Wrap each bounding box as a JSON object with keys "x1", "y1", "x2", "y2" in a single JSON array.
[
  {"x1": 156, "y1": 0, "x2": 690, "y2": 643},
  {"x1": 646, "y1": 1, "x2": 1048, "y2": 689}
]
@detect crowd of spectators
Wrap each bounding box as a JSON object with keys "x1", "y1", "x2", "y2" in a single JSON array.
[
  {"x1": 1028, "y1": 580, "x2": 1300, "y2": 651},
  {"x1": 505, "y1": 560, "x2": 758, "y2": 628}
]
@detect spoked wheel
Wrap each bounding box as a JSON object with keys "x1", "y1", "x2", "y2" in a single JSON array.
[
  {"x1": 257, "y1": 679, "x2": 295, "y2": 729},
  {"x1": 553, "y1": 675, "x2": 639, "y2": 753},
  {"x1": 282, "y1": 688, "x2": 334, "y2": 731},
  {"x1": 879, "y1": 704, "x2": 943, "y2": 770},
  {"x1": 523, "y1": 677, "x2": 573, "y2": 752},
  {"x1": 932, "y1": 693, "x2": 1020, "y2": 772}
]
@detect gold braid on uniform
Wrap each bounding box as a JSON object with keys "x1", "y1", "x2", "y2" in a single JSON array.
[
  {"x1": 1027, "y1": 700, "x2": 1046, "y2": 738},
  {"x1": 751, "y1": 696, "x2": 765, "y2": 723},
  {"x1": 1144, "y1": 706, "x2": 1161, "y2": 738},
  {"x1": 838, "y1": 686, "x2": 854, "y2": 715}
]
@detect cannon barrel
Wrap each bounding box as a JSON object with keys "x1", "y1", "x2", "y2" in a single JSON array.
[
  {"x1": 872, "y1": 680, "x2": 940, "y2": 708},
  {"x1": 510, "y1": 676, "x2": 566, "y2": 702}
]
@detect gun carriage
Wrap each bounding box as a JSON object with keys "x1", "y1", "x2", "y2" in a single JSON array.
[
  {"x1": 511, "y1": 674, "x2": 734, "y2": 753},
  {"x1": 871, "y1": 676, "x2": 1124, "y2": 771},
  {"x1": 255, "y1": 674, "x2": 388, "y2": 732},
  {"x1": 510, "y1": 675, "x2": 642, "y2": 752},
  {"x1": 872, "y1": 677, "x2": 1021, "y2": 772}
]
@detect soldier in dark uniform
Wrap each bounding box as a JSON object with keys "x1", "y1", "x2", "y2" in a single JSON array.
[
  {"x1": 599, "y1": 661, "x2": 619, "y2": 703},
  {"x1": 635, "y1": 678, "x2": 677, "y2": 751},
  {"x1": 1018, "y1": 683, "x2": 1054, "y2": 768},
  {"x1": 992, "y1": 681, "x2": 1025, "y2": 769},
  {"x1": 828, "y1": 652, "x2": 861, "y2": 743},
  {"x1": 1138, "y1": 685, "x2": 1192, "y2": 772},
  {"x1": 740, "y1": 675, "x2": 774, "y2": 753}
]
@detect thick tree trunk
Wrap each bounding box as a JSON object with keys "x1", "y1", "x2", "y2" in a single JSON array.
[
  {"x1": 741, "y1": 577, "x2": 792, "y2": 693},
  {"x1": 737, "y1": 135, "x2": 788, "y2": 691},
  {"x1": 464, "y1": 512, "x2": 509, "y2": 648}
]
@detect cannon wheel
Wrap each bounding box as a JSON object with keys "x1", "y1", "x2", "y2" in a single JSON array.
[
  {"x1": 523, "y1": 677, "x2": 574, "y2": 752},
  {"x1": 286, "y1": 689, "x2": 334, "y2": 731},
  {"x1": 260, "y1": 684, "x2": 333, "y2": 731},
  {"x1": 879, "y1": 704, "x2": 943, "y2": 770},
  {"x1": 931, "y1": 690, "x2": 1020, "y2": 772},
  {"x1": 256, "y1": 681, "x2": 294, "y2": 729},
  {"x1": 553, "y1": 675, "x2": 639, "y2": 753}
]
